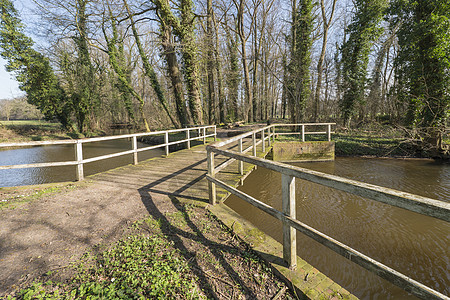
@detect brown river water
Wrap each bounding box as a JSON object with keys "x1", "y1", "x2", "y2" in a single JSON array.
[
  {"x1": 0, "y1": 139, "x2": 164, "y2": 187},
  {"x1": 226, "y1": 157, "x2": 450, "y2": 299}
]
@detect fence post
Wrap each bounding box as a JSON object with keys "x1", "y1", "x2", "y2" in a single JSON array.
[
  {"x1": 282, "y1": 174, "x2": 297, "y2": 269},
  {"x1": 261, "y1": 129, "x2": 265, "y2": 153},
  {"x1": 214, "y1": 126, "x2": 217, "y2": 141},
  {"x1": 165, "y1": 132, "x2": 169, "y2": 156},
  {"x1": 327, "y1": 124, "x2": 331, "y2": 141},
  {"x1": 132, "y1": 136, "x2": 138, "y2": 165},
  {"x1": 273, "y1": 126, "x2": 276, "y2": 143},
  {"x1": 268, "y1": 127, "x2": 272, "y2": 147},
  {"x1": 75, "y1": 141, "x2": 84, "y2": 181},
  {"x1": 186, "y1": 129, "x2": 191, "y2": 149},
  {"x1": 203, "y1": 127, "x2": 206, "y2": 144},
  {"x1": 301, "y1": 124, "x2": 305, "y2": 142},
  {"x1": 252, "y1": 132, "x2": 257, "y2": 157},
  {"x1": 238, "y1": 138, "x2": 244, "y2": 175},
  {"x1": 207, "y1": 148, "x2": 216, "y2": 205}
]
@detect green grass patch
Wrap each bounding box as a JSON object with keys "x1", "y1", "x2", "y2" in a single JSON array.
[{"x1": 12, "y1": 234, "x2": 204, "y2": 299}]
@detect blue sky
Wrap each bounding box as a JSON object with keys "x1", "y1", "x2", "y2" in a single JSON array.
[
  {"x1": 0, "y1": 58, "x2": 22, "y2": 100},
  {"x1": 0, "y1": 0, "x2": 30, "y2": 100}
]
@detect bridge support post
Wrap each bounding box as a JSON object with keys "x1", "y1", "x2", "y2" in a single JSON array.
[
  {"x1": 282, "y1": 174, "x2": 297, "y2": 269},
  {"x1": 165, "y1": 132, "x2": 169, "y2": 156},
  {"x1": 273, "y1": 127, "x2": 276, "y2": 143},
  {"x1": 238, "y1": 138, "x2": 244, "y2": 175},
  {"x1": 132, "y1": 136, "x2": 138, "y2": 165},
  {"x1": 186, "y1": 129, "x2": 191, "y2": 149},
  {"x1": 75, "y1": 141, "x2": 84, "y2": 181},
  {"x1": 268, "y1": 127, "x2": 272, "y2": 147},
  {"x1": 207, "y1": 149, "x2": 216, "y2": 205},
  {"x1": 301, "y1": 125, "x2": 305, "y2": 142}
]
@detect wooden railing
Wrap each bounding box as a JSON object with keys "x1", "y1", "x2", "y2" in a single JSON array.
[
  {"x1": 206, "y1": 123, "x2": 449, "y2": 300},
  {"x1": 0, "y1": 125, "x2": 216, "y2": 181}
]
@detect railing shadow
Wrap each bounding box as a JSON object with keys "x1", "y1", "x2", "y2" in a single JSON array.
[{"x1": 137, "y1": 162, "x2": 262, "y2": 298}]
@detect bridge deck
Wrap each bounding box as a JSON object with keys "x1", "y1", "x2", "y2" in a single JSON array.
[{"x1": 0, "y1": 141, "x2": 260, "y2": 295}]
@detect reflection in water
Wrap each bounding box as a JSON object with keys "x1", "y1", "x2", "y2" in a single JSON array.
[
  {"x1": 0, "y1": 139, "x2": 164, "y2": 187},
  {"x1": 225, "y1": 157, "x2": 450, "y2": 299}
]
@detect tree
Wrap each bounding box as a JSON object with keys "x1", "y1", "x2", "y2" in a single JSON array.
[
  {"x1": 0, "y1": 0, "x2": 73, "y2": 128},
  {"x1": 313, "y1": 0, "x2": 337, "y2": 121},
  {"x1": 286, "y1": 0, "x2": 314, "y2": 125},
  {"x1": 340, "y1": 0, "x2": 388, "y2": 127},
  {"x1": 392, "y1": 0, "x2": 450, "y2": 147}
]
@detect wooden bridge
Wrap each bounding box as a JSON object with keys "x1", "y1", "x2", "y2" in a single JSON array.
[{"x1": 1, "y1": 123, "x2": 449, "y2": 299}]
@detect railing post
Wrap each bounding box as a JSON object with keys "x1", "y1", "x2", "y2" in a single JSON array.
[
  {"x1": 273, "y1": 126, "x2": 276, "y2": 143},
  {"x1": 301, "y1": 124, "x2": 305, "y2": 142},
  {"x1": 164, "y1": 132, "x2": 169, "y2": 156},
  {"x1": 186, "y1": 129, "x2": 191, "y2": 149},
  {"x1": 238, "y1": 138, "x2": 244, "y2": 175},
  {"x1": 203, "y1": 127, "x2": 206, "y2": 144},
  {"x1": 207, "y1": 148, "x2": 216, "y2": 205},
  {"x1": 252, "y1": 132, "x2": 257, "y2": 157},
  {"x1": 282, "y1": 174, "x2": 296, "y2": 269},
  {"x1": 75, "y1": 141, "x2": 84, "y2": 181},
  {"x1": 327, "y1": 124, "x2": 331, "y2": 141},
  {"x1": 268, "y1": 127, "x2": 272, "y2": 147},
  {"x1": 214, "y1": 126, "x2": 217, "y2": 141},
  {"x1": 261, "y1": 129, "x2": 265, "y2": 153},
  {"x1": 132, "y1": 136, "x2": 138, "y2": 165}
]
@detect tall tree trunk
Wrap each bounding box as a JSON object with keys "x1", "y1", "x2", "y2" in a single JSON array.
[
  {"x1": 206, "y1": 0, "x2": 216, "y2": 124},
  {"x1": 123, "y1": 0, "x2": 177, "y2": 129},
  {"x1": 313, "y1": 0, "x2": 337, "y2": 121},
  {"x1": 179, "y1": 0, "x2": 203, "y2": 124},
  {"x1": 212, "y1": 9, "x2": 225, "y2": 123},
  {"x1": 161, "y1": 22, "x2": 187, "y2": 126},
  {"x1": 237, "y1": 0, "x2": 253, "y2": 122}
]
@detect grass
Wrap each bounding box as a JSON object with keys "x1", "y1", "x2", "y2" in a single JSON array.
[
  {"x1": 0, "y1": 183, "x2": 79, "y2": 210},
  {"x1": 0, "y1": 120, "x2": 107, "y2": 143},
  {"x1": 10, "y1": 234, "x2": 203, "y2": 300},
  {"x1": 272, "y1": 125, "x2": 422, "y2": 158},
  {"x1": 6, "y1": 201, "x2": 294, "y2": 299}
]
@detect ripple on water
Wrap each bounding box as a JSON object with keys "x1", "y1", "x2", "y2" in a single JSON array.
[{"x1": 225, "y1": 157, "x2": 450, "y2": 299}]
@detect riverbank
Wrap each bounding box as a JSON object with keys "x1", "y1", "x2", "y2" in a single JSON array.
[{"x1": 0, "y1": 120, "x2": 103, "y2": 143}]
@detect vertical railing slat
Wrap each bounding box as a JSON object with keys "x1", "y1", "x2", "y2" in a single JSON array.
[
  {"x1": 132, "y1": 136, "x2": 138, "y2": 165},
  {"x1": 186, "y1": 129, "x2": 191, "y2": 149},
  {"x1": 75, "y1": 141, "x2": 84, "y2": 181},
  {"x1": 207, "y1": 149, "x2": 216, "y2": 204},
  {"x1": 262, "y1": 129, "x2": 265, "y2": 153},
  {"x1": 301, "y1": 124, "x2": 305, "y2": 142},
  {"x1": 238, "y1": 138, "x2": 244, "y2": 175},
  {"x1": 165, "y1": 132, "x2": 169, "y2": 156},
  {"x1": 252, "y1": 133, "x2": 257, "y2": 157},
  {"x1": 282, "y1": 174, "x2": 297, "y2": 269}
]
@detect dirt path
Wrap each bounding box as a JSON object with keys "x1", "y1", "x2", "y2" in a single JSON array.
[{"x1": 0, "y1": 142, "x2": 263, "y2": 296}]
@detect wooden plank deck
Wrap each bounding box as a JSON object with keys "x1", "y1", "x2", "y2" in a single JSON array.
[
  {"x1": 92, "y1": 140, "x2": 262, "y2": 206},
  {"x1": 0, "y1": 140, "x2": 262, "y2": 295}
]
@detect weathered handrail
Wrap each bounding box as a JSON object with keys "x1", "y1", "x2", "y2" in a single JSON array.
[
  {"x1": 206, "y1": 123, "x2": 449, "y2": 300},
  {"x1": 0, "y1": 125, "x2": 216, "y2": 181}
]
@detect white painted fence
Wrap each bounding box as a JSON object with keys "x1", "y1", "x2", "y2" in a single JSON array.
[
  {"x1": 0, "y1": 125, "x2": 216, "y2": 181},
  {"x1": 206, "y1": 123, "x2": 449, "y2": 300}
]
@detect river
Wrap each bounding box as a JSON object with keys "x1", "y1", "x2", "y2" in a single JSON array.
[
  {"x1": 225, "y1": 157, "x2": 450, "y2": 299},
  {"x1": 0, "y1": 138, "x2": 164, "y2": 187}
]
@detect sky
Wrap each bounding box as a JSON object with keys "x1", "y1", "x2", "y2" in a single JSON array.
[
  {"x1": 0, "y1": 58, "x2": 23, "y2": 100},
  {"x1": 0, "y1": 0, "x2": 35, "y2": 100}
]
